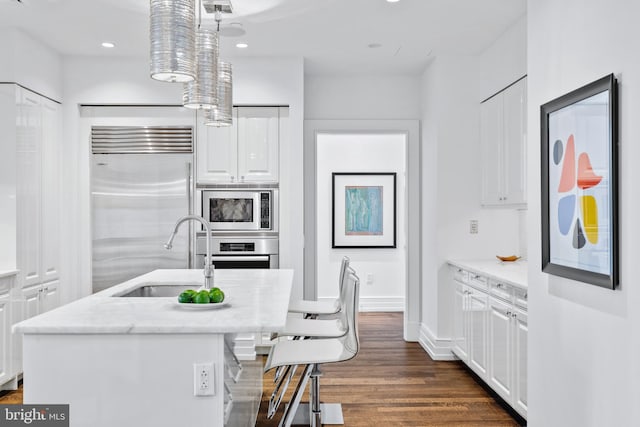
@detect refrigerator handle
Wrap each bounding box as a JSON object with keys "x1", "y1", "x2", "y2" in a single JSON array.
[{"x1": 187, "y1": 161, "x2": 193, "y2": 268}]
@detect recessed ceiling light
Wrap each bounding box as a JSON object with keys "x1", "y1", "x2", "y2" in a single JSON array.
[
  {"x1": 368, "y1": 43, "x2": 382, "y2": 49},
  {"x1": 101, "y1": 42, "x2": 115, "y2": 48},
  {"x1": 236, "y1": 43, "x2": 248, "y2": 49},
  {"x1": 387, "y1": 0, "x2": 400, "y2": 3}
]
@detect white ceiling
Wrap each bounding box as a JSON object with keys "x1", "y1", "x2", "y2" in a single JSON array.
[{"x1": 0, "y1": 0, "x2": 526, "y2": 75}]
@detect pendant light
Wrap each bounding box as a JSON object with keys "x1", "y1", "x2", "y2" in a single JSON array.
[
  {"x1": 183, "y1": 29, "x2": 219, "y2": 109},
  {"x1": 204, "y1": 61, "x2": 233, "y2": 126},
  {"x1": 150, "y1": 0, "x2": 197, "y2": 83}
]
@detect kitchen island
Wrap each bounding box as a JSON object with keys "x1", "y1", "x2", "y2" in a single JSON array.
[{"x1": 14, "y1": 269, "x2": 294, "y2": 427}]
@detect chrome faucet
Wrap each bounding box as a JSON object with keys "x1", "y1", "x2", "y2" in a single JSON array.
[{"x1": 164, "y1": 215, "x2": 214, "y2": 289}]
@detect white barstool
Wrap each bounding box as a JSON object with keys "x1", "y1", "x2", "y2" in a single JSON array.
[
  {"x1": 275, "y1": 265, "x2": 355, "y2": 340},
  {"x1": 287, "y1": 256, "x2": 350, "y2": 318},
  {"x1": 264, "y1": 271, "x2": 360, "y2": 427}
]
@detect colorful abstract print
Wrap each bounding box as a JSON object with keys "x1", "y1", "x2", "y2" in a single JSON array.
[
  {"x1": 345, "y1": 186, "x2": 383, "y2": 235},
  {"x1": 554, "y1": 134, "x2": 602, "y2": 249}
]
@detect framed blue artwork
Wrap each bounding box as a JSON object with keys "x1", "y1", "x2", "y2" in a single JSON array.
[
  {"x1": 541, "y1": 74, "x2": 618, "y2": 289},
  {"x1": 332, "y1": 172, "x2": 396, "y2": 248}
]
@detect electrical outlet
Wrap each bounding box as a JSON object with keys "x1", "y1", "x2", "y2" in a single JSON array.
[
  {"x1": 194, "y1": 362, "x2": 215, "y2": 396},
  {"x1": 470, "y1": 220, "x2": 479, "y2": 234},
  {"x1": 366, "y1": 274, "x2": 374, "y2": 285}
]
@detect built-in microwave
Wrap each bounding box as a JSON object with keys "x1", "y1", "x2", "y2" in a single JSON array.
[{"x1": 200, "y1": 189, "x2": 278, "y2": 232}]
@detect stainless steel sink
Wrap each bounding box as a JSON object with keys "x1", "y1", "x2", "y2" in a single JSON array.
[{"x1": 115, "y1": 283, "x2": 202, "y2": 298}]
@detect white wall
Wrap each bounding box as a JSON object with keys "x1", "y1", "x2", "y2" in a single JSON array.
[
  {"x1": 528, "y1": 0, "x2": 640, "y2": 425},
  {"x1": 0, "y1": 28, "x2": 62, "y2": 101},
  {"x1": 316, "y1": 133, "x2": 406, "y2": 311},
  {"x1": 60, "y1": 56, "x2": 304, "y2": 303},
  {"x1": 419, "y1": 45, "x2": 525, "y2": 357},
  {"x1": 477, "y1": 15, "x2": 528, "y2": 102},
  {"x1": 305, "y1": 74, "x2": 421, "y2": 120}
]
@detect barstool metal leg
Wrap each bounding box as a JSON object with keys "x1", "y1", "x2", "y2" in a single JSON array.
[
  {"x1": 269, "y1": 364, "x2": 299, "y2": 419},
  {"x1": 279, "y1": 364, "x2": 313, "y2": 427},
  {"x1": 310, "y1": 364, "x2": 322, "y2": 427}
]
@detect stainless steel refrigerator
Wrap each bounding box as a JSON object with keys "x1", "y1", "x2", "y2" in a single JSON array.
[{"x1": 91, "y1": 125, "x2": 194, "y2": 293}]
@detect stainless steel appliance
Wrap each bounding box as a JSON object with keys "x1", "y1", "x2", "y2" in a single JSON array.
[
  {"x1": 91, "y1": 125, "x2": 194, "y2": 292},
  {"x1": 199, "y1": 187, "x2": 278, "y2": 232},
  {"x1": 195, "y1": 236, "x2": 279, "y2": 270}
]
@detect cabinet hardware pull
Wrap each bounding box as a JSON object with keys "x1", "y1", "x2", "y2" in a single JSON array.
[
  {"x1": 512, "y1": 313, "x2": 517, "y2": 318},
  {"x1": 506, "y1": 311, "x2": 511, "y2": 316},
  {"x1": 524, "y1": 293, "x2": 528, "y2": 299},
  {"x1": 496, "y1": 283, "x2": 503, "y2": 288}
]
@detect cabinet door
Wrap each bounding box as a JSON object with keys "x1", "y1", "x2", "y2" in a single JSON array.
[
  {"x1": 237, "y1": 107, "x2": 279, "y2": 183},
  {"x1": 488, "y1": 297, "x2": 512, "y2": 402},
  {"x1": 452, "y1": 281, "x2": 468, "y2": 361},
  {"x1": 513, "y1": 308, "x2": 528, "y2": 418},
  {"x1": 480, "y1": 94, "x2": 503, "y2": 206},
  {"x1": 502, "y1": 79, "x2": 527, "y2": 205},
  {"x1": 17, "y1": 89, "x2": 42, "y2": 287},
  {"x1": 40, "y1": 280, "x2": 60, "y2": 314},
  {"x1": 23, "y1": 284, "x2": 41, "y2": 320},
  {"x1": 196, "y1": 108, "x2": 238, "y2": 183},
  {"x1": 468, "y1": 287, "x2": 488, "y2": 378},
  {"x1": 40, "y1": 99, "x2": 61, "y2": 282},
  {"x1": 0, "y1": 293, "x2": 10, "y2": 385}
]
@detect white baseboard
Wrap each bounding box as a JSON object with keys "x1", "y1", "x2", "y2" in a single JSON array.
[
  {"x1": 318, "y1": 296, "x2": 404, "y2": 312},
  {"x1": 418, "y1": 323, "x2": 456, "y2": 361}
]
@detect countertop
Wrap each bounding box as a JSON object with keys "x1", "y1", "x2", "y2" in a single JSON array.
[
  {"x1": 448, "y1": 259, "x2": 528, "y2": 289},
  {"x1": 0, "y1": 270, "x2": 19, "y2": 279},
  {"x1": 14, "y1": 269, "x2": 294, "y2": 335}
]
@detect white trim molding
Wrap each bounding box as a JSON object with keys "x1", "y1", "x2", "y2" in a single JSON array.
[{"x1": 418, "y1": 323, "x2": 456, "y2": 361}]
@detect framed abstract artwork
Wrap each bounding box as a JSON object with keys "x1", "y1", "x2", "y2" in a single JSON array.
[
  {"x1": 332, "y1": 172, "x2": 396, "y2": 248},
  {"x1": 541, "y1": 74, "x2": 618, "y2": 289}
]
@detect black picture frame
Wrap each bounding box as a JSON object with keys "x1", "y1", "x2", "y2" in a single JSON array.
[
  {"x1": 541, "y1": 74, "x2": 618, "y2": 289},
  {"x1": 332, "y1": 172, "x2": 397, "y2": 249}
]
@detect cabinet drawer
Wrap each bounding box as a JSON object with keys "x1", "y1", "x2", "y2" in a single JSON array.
[
  {"x1": 468, "y1": 273, "x2": 488, "y2": 291},
  {"x1": 452, "y1": 267, "x2": 469, "y2": 284},
  {"x1": 514, "y1": 287, "x2": 528, "y2": 310},
  {"x1": 490, "y1": 281, "x2": 513, "y2": 303}
]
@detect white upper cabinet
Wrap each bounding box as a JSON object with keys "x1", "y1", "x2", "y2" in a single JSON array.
[
  {"x1": 17, "y1": 89, "x2": 42, "y2": 287},
  {"x1": 40, "y1": 98, "x2": 61, "y2": 283},
  {"x1": 481, "y1": 77, "x2": 527, "y2": 207},
  {"x1": 16, "y1": 88, "x2": 61, "y2": 287},
  {"x1": 237, "y1": 107, "x2": 279, "y2": 183},
  {"x1": 197, "y1": 106, "x2": 282, "y2": 184},
  {"x1": 197, "y1": 108, "x2": 238, "y2": 183}
]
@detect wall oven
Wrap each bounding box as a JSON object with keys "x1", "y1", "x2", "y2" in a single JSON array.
[
  {"x1": 200, "y1": 188, "x2": 278, "y2": 232},
  {"x1": 195, "y1": 236, "x2": 279, "y2": 270}
]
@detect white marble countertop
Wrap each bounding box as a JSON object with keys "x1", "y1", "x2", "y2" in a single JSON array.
[
  {"x1": 0, "y1": 269, "x2": 19, "y2": 279},
  {"x1": 15, "y1": 269, "x2": 294, "y2": 335},
  {"x1": 448, "y1": 259, "x2": 528, "y2": 289}
]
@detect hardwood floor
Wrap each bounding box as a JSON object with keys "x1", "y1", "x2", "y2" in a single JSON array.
[
  {"x1": 257, "y1": 313, "x2": 520, "y2": 426},
  {"x1": 0, "y1": 313, "x2": 521, "y2": 426}
]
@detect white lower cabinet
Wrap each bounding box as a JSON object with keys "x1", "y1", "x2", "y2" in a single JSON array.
[
  {"x1": 452, "y1": 281, "x2": 469, "y2": 361},
  {"x1": 450, "y1": 266, "x2": 527, "y2": 419},
  {"x1": 12, "y1": 280, "x2": 60, "y2": 378},
  {"x1": 0, "y1": 291, "x2": 10, "y2": 386},
  {"x1": 513, "y1": 308, "x2": 528, "y2": 416},
  {"x1": 488, "y1": 296, "x2": 513, "y2": 401}
]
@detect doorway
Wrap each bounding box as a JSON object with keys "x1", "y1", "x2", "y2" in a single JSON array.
[{"x1": 304, "y1": 120, "x2": 420, "y2": 341}]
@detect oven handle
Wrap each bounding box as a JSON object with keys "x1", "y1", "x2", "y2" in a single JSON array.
[{"x1": 211, "y1": 255, "x2": 270, "y2": 262}]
